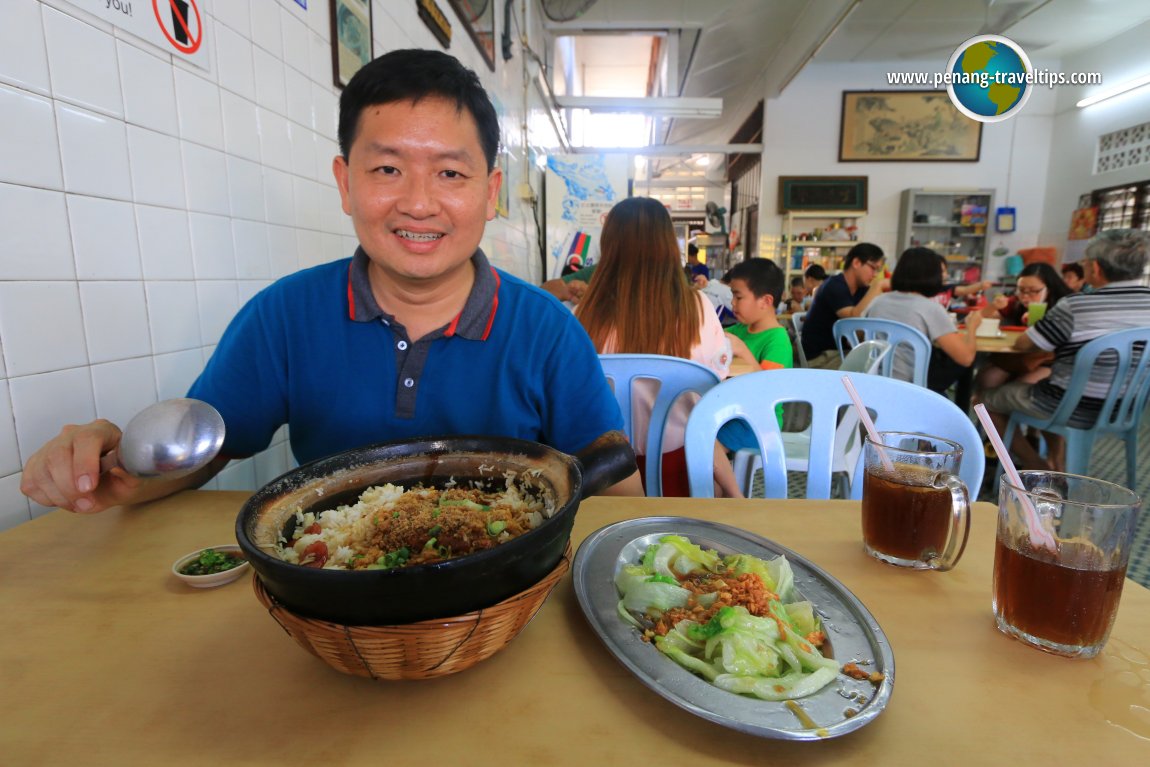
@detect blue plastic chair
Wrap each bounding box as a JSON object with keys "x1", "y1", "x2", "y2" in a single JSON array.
[
  {"x1": 598, "y1": 354, "x2": 721, "y2": 497},
  {"x1": 791, "y1": 311, "x2": 808, "y2": 367},
  {"x1": 834, "y1": 317, "x2": 932, "y2": 387},
  {"x1": 995, "y1": 326, "x2": 1150, "y2": 490},
  {"x1": 729, "y1": 339, "x2": 892, "y2": 496},
  {"x1": 685, "y1": 369, "x2": 984, "y2": 499}
]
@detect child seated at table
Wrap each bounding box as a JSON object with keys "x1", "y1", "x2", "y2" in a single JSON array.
[
  {"x1": 724, "y1": 258, "x2": 793, "y2": 372},
  {"x1": 780, "y1": 276, "x2": 807, "y2": 314},
  {"x1": 719, "y1": 258, "x2": 792, "y2": 455}
]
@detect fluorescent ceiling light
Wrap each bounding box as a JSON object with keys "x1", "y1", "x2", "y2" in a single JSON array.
[
  {"x1": 554, "y1": 96, "x2": 723, "y2": 118},
  {"x1": 1076, "y1": 73, "x2": 1150, "y2": 108}
]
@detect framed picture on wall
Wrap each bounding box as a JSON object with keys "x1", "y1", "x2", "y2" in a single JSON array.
[
  {"x1": 448, "y1": 0, "x2": 496, "y2": 71},
  {"x1": 839, "y1": 91, "x2": 982, "y2": 162},
  {"x1": 778, "y1": 176, "x2": 868, "y2": 213},
  {"x1": 330, "y1": 0, "x2": 373, "y2": 89}
]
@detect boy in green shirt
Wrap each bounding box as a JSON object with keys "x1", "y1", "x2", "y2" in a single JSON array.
[
  {"x1": 725, "y1": 258, "x2": 793, "y2": 372},
  {"x1": 719, "y1": 258, "x2": 792, "y2": 451}
]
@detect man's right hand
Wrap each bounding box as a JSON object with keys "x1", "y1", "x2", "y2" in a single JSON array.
[{"x1": 19, "y1": 420, "x2": 143, "y2": 514}]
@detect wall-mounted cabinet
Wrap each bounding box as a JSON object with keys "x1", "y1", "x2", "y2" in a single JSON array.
[
  {"x1": 781, "y1": 211, "x2": 864, "y2": 284},
  {"x1": 898, "y1": 189, "x2": 995, "y2": 284}
]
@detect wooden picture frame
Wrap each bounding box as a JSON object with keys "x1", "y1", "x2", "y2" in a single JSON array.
[
  {"x1": 448, "y1": 0, "x2": 496, "y2": 71},
  {"x1": 778, "y1": 176, "x2": 868, "y2": 214},
  {"x1": 839, "y1": 91, "x2": 982, "y2": 162},
  {"x1": 330, "y1": 0, "x2": 373, "y2": 89}
]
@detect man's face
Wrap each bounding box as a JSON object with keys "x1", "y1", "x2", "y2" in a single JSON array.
[
  {"x1": 332, "y1": 97, "x2": 501, "y2": 286},
  {"x1": 847, "y1": 257, "x2": 881, "y2": 287},
  {"x1": 1061, "y1": 269, "x2": 1084, "y2": 291},
  {"x1": 1082, "y1": 258, "x2": 1107, "y2": 288}
]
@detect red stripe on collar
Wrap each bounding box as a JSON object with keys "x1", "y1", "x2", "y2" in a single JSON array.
[
  {"x1": 480, "y1": 267, "x2": 500, "y2": 340},
  {"x1": 346, "y1": 262, "x2": 356, "y2": 320},
  {"x1": 444, "y1": 312, "x2": 461, "y2": 337},
  {"x1": 444, "y1": 267, "x2": 500, "y2": 339}
]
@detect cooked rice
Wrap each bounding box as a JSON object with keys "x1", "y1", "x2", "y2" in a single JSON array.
[{"x1": 275, "y1": 475, "x2": 551, "y2": 570}]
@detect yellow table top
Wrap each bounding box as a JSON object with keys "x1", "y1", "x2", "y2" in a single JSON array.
[
  {"x1": 974, "y1": 329, "x2": 1027, "y2": 354},
  {"x1": 2, "y1": 493, "x2": 1148, "y2": 764}
]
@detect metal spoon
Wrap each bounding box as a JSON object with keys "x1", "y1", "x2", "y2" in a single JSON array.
[{"x1": 105, "y1": 399, "x2": 226, "y2": 479}]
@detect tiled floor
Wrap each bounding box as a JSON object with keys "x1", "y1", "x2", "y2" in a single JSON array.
[{"x1": 1067, "y1": 429, "x2": 1150, "y2": 588}]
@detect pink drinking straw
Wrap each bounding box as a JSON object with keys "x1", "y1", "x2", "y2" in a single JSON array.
[
  {"x1": 973, "y1": 404, "x2": 1058, "y2": 551},
  {"x1": 841, "y1": 375, "x2": 895, "y2": 473}
]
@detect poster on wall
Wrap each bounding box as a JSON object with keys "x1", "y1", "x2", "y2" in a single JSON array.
[
  {"x1": 1064, "y1": 206, "x2": 1100, "y2": 262},
  {"x1": 544, "y1": 155, "x2": 628, "y2": 279},
  {"x1": 330, "y1": 0, "x2": 372, "y2": 88},
  {"x1": 57, "y1": 0, "x2": 210, "y2": 71},
  {"x1": 447, "y1": 0, "x2": 495, "y2": 71}
]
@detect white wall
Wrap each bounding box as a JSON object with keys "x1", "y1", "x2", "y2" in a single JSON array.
[
  {"x1": 1039, "y1": 21, "x2": 1150, "y2": 252},
  {"x1": 759, "y1": 60, "x2": 1059, "y2": 280},
  {"x1": 0, "y1": 0, "x2": 545, "y2": 529}
]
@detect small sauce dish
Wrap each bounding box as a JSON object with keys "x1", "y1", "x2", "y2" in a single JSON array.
[{"x1": 172, "y1": 544, "x2": 250, "y2": 588}]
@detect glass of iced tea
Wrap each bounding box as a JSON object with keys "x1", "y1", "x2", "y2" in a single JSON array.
[
  {"x1": 994, "y1": 471, "x2": 1141, "y2": 658},
  {"x1": 861, "y1": 432, "x2": 971, "y2": 570}
]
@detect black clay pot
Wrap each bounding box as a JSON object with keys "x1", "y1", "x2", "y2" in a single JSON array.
[{"x1": 236, "y1": 435, "x2": 618, "y2": 625}]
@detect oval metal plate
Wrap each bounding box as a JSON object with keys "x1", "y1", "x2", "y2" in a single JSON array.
[{"x1": 572, "y1": 517, "x2": 895, "y2": 740}]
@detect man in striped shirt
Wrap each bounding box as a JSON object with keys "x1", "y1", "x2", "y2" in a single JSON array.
[{"x1": 980, "y1": 229, "x2": 1150, "y2": 469}]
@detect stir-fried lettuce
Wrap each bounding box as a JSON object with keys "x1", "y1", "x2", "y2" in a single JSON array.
[{"x1": 618, "y1": 535, "x2": 838, "y2": 702}]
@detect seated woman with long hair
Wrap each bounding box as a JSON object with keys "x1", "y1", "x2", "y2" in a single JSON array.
[
  {"x1": 863, "y1": 247, "x2": 983, "y2": 393},
  {"x1": 577, "y1": 197, "x2": 741, "y2": 497},
  {"x1": 976, "y1": 262, "x2": 1073, "y2": 390}
]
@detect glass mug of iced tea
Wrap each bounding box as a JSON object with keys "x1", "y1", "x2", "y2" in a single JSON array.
[
  {"x1": 861, "y1": 432, "x2": 971, "y2": 570},
  {"x1": 994, "y1": 471, "x2": 1141, "y2": 658}
]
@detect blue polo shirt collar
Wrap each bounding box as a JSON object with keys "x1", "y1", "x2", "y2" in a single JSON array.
[{"x1": 346, "y1": 246, "x2": 500, "y2": 341}]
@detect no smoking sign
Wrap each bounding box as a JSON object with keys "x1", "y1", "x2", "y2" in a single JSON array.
[{"x1": 153, "y1": 0, "x2": 203, "y2": 55}]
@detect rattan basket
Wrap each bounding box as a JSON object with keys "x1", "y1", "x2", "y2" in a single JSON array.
[{"x1": 253, "y1": 545, "x2": 571, "y2": 680}]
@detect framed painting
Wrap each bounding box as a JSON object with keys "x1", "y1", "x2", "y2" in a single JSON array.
[
  {"x1": 839, "y1": 91, "x2": 982, "y2": 162},
  {"x1": 448, "y1": 0, "x2": 496, "y2": 71},
  {"x1": 778, "y1": 176, "x2": 868, "y2": 213},
  {"x1": 330, "y1": 0, "x2": 372, "y2": 89}
]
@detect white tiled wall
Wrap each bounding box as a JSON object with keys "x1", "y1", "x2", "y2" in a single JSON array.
[{"x1": 0, "y1": 0, "x2": 543, "y2": 530}]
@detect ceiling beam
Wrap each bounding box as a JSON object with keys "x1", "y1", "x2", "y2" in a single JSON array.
[
  {"x1": 554, "y1": 96, "x2": 723, "y2": 117},
  {"x1": 568, "y1": 144, "x2": 763, "y2": 155}
]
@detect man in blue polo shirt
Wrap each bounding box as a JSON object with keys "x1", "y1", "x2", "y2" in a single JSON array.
[
  {"x1": 800, "y1": 243, "x2": 887, "y2": 368},
  {"x1": 21, "y1": 49, "x2": 640, "y2": 515}
]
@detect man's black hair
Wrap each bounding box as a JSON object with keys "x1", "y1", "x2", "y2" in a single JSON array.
[
  {"x1": 843, "y1": 242, "x2": 884, "y2": 268},
  {"x1": 790, "y1": 275, "x2": 804, "y2": 288},
  {"x1": 804, "y1": 264, "x2": 827, "y2": 281},
  {"x1": 725, "y1": 257, "x2": 785, "y2": 306},
  {"x1": 337, "y1": 48, "x2": 500, "y2": 170}
]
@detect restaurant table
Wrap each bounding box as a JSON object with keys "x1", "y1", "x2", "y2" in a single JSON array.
[
  {"x1": 3, "y1": 492, "x2": 1148, "y2": 765},
  {"x1": 974, "y1": 329, "x2": 1026, "y2": 354}
]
